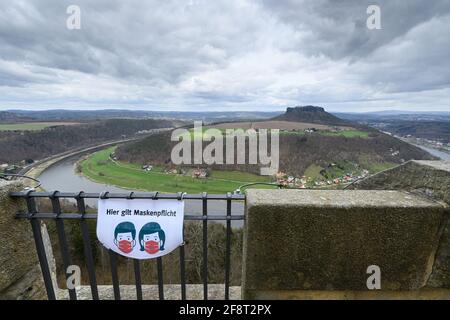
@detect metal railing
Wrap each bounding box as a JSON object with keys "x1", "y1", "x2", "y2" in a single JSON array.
[{"x1": 9, "y1": 190, "x2": 246, "y2": 300}]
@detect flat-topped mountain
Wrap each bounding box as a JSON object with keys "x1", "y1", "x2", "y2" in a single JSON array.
[{"x1": 273, "y1": 106, "x2": 350, "y2": 126}]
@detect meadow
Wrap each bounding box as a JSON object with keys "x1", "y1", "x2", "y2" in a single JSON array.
[{"x1": 80, "y1": 147, "x2": 273, "y2": 194}]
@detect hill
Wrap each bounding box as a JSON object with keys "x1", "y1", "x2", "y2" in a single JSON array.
[
  {"x1": 0, "y1": 118, "x2": 176, "y2": 164},
  {"x1": 4, "y1": 109, "x2": 280, "y2": 123},
  {"x1": 0, "y1": 111, "x2": 35, "y2": 123},
  {"x1": 335, "y1": 111, "x2": 450, "y2": 122},
  {"x1": 116, "y1": 126, "x2": 434, "y2": 179},
  {"x1": 272, "y1": 106, "x2": 350, "y2": 126},
  {"x1": 378, "y1": 121, "x2": 450, "y2": 141},
  {"x1": 66, "y1": 105, "x2": 434, "y2": 188},
  {"x1": 209, "y1": 120, "x2": 351, "y2": 131}
]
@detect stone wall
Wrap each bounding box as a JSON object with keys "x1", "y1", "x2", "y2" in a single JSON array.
[
  {"x1": 353, "y1": 160, "x2": 450, "y2": 203},
  {"x1": 353, "y1": 160, "x2": 450, "y2": 288},
  {"x1": 243, "y1": 189, "x2": 449, "y2": 299},
  {"x1": 0, "y1": 181, "x2": 56, "y2": 300}
]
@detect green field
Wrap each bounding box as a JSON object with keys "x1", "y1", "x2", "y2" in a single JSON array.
[
  {"x1": 80, "y1": 147, "x2": 273, "y2": 193},
  {"x1": 0, "y1": 122, "x2": 78, "y2": 131},
  {"x1": 318, "y1": 129, "x2": 370, "y2": 138},
  {"x1": 356, "y1": 154, "x2": 397, "y2": 173},
  {"x1": 279, "y1": 129, "x2": 370, "y2": 138}
]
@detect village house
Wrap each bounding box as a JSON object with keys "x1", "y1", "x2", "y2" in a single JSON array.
[
  {"x1": 304, "y1": 128, "x2": 317, "y2": 133},
  {"x1": 275, "y1": 171, "x2": 287, "y2": 180},
  {"x1": 192, "y1": 169, "x2": 208, "y2": 179},
  {"x1": 165, "y1": 168, "x2": 178, "y2": 174},
  {"x1": 142, "y1": 165, "x2": 153, "y2": 171}
]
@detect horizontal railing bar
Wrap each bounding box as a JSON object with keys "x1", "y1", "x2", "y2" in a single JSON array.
[
  {"x1": 15, "y1": 213, "x2": 245, "y2": 220},
  {"x1": 9, "y1": 191, "x2": 246, "y2": 200}
]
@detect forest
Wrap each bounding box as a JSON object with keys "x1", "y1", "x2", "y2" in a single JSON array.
[
  {"x1": 0, "y1": 118, "x2": 175, "y2": 164},
  {"x1": 116, "y1": 129, "x2": 434, "y2": 177}
]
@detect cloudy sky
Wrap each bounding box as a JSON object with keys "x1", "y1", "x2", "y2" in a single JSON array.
[{"x1": 0, "y1": 0, "x2": 449, "y2": 112}]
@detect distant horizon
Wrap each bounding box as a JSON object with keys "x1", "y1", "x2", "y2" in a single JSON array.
[{"x1": 2, "y1": 107, "x2": 450, "y2": 114}]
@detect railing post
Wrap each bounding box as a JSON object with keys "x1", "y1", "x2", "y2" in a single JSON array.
[
  {"x1": 76, "y1": 192, "x2": 99, "y2": 300},
  {"x1": 26, "y1": 192, "x2": 57, "y2": 300},
  {"x1": 51, "y1": 191, "x2": 77, "y2": 300},
  {"x1": 202, "y1": 192, "x2": 208, "y2": 300}
]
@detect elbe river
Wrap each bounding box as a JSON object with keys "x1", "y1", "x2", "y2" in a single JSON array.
[
  {"x1": 414, "y1": 145, "x2": 450, "y2": 161},
  {"x1": 38, "y1": 155, "x2": 245, "y2": 227},
  {"x1": 37, "y1": 144, "x2": 449, "y2": 227}
]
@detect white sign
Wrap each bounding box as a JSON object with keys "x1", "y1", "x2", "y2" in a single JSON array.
[{"x1": 97, "y1": 198, "x2": 184, "y2": 259}]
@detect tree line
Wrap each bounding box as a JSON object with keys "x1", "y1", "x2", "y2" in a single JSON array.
[
  {"x1": 0, "y1": 119, "x2": 175, "y2": 164},
  {"x1": 116, "y1": 130, "x2": 434, "y2": 177}
]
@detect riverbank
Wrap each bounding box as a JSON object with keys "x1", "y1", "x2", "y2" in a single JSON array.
[
  {"x1": 399, "y1": 138, "x2": 450, "y2": 162},
  {"x1": 18, "y1": 136, "x2": 151, "y2": 183},
  {"x1": 79, "y1": 147, "x2": 273, "y2": 194},
  {"x1": 36, "y1": 149, "x2": 246, "y2": 227}
]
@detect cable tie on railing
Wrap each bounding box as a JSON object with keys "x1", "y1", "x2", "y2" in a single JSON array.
[
  {"x1": 75, "y1": 191, "x2": 88, "y2": 218},
  {"x1": 100, "y1": 191, "x2": 109, "y2": 199},
  {"x1": 151, "y1": 191, "x2": 159, "y2": 200},
  {"x1": 50, "y1": 191, "x2": 62, "y2": 218},
  {"x1": 24, "y1": 189, "x2": 36, "y2": 218},
  {"x1": 127, "y1": 192, "x2": 135, "y2": 200},
  {"x1": 177, "y1": 192, "x2": 186, "y2": 201},
  {"x1": 25, "y1": 189, "x2": 34, "y2": 198},
  {"x1": 75, "y1": 191, "x2": 84, "y2": 199}
]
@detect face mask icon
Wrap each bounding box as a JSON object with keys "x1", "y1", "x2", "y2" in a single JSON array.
[
  {"x1": 118, "y1": 240, "x2": 133, "y2": 253},
  {"x1": 144, "y1": 240, "x2": 160, "y2": 254},
  {"x1": 139, "y1": 222, "x2": 165, "y2": 254},
  {"x1": 114, "y1": 222, "x2": 136, "y2": 254}
]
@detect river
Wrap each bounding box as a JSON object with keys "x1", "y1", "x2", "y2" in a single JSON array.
[
  {"x1": 38, "y1": 155, "x2": 245, "y2": 227},
  {"x1": 36, "y1": 143, "x2": 448, "y2": 229},
  {"x1": 415, "y1": 145, "x2": 450, "y2": 161}
]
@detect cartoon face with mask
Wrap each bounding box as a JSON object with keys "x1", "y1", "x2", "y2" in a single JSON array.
[
  {"x1": 114, "y1": 222, "x2": 136, "y2": 254},
  {"x1": 139, "y1": 222, "x2": 165, "y2": 254}
]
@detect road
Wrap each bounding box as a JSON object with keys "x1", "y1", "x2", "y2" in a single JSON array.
[{"x1": 16, "y1": 128, "x2": 173, "y2": 178}]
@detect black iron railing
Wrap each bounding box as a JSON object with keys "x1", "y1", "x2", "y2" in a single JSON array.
[{"x1": 9, "y1": 190, "x2": 246, "y2": 300}]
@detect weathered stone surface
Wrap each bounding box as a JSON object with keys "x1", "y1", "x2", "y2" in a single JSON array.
[
  {"x1": 58, "y1": 284, "x2": 241, "y2": 300},
  {"x1": 0, "y1": 265, "x2": 46, "y2": 300},
  {"x1": 0, "y1": 181, "x2": 47, "y2": 299},
  {"x1": 353, "y1": 160, "x2": 450, "y2": 288},
  {"x1": 354, "y1": 160, "x2": 450, "y2": 204},
  {"x1": 243, "y1": 189, "x2": 448, "y2": 298},
  {"x1": 247, "y1": 288, "x2": 450, "y2": 300}
]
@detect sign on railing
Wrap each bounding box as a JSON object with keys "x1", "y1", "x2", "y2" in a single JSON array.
[
  {"x1": 97, "y1": 197, "x2": 185, "y2": 259},
  {"x1": 10, "y1": 191, "x2": 245, "y2": 301}
]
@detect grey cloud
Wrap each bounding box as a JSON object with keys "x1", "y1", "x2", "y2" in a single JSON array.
[
  {"x1": 260, "y1": 0, "x2": 450, "y2": 60},
  {"x1": 0, "y1": 0, "x2": 265, "y2": 84},
  {"x1": 0, "y1": 0, "x2": 449, "y2": 111}
]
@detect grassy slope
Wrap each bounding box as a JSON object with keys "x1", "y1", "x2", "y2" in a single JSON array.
[
  {"x1": 279, "y1": 129, "x2": 370, "y2": 138},
  {"x1": 318, "y1": 129, "x2": 370, "y2": 138},
  {"x1": 80, "y1": 147, "x2": 272, "y2": 193}
]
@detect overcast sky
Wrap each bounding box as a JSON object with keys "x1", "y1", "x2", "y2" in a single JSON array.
[{"x1": 0, "y1": 0, "x2": 449, "y2": 112}]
